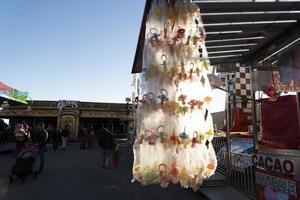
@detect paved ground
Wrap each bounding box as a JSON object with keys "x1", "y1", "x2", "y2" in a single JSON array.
[{"x1": 0, "y1": 143, "x2": 209, "y2": 200}]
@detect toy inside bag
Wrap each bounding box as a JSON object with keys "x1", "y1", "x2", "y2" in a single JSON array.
[{"x1": 133, "y1": 0, "x2": 217, "y2": 191}]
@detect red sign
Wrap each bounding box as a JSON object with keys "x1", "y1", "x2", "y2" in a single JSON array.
[{"x1": 259, "y1": 95, "x2": 300, "y2": 150}]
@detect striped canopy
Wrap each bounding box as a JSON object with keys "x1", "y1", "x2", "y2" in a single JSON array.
[{"x1": 0, "y1": 81, "x2": 28, "y2": 105}]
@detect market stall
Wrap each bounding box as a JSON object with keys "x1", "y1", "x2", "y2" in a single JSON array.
[{"x1": 131, "y1": 0, "x2": 300, "y2": 198}]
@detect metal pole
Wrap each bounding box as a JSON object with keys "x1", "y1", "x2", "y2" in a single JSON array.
[
  {"x1": 297, "y1": 92, "x2": 300, "y2": 134},
  {"x1": 249, "y1": 64, "x2": 258, "y2": 151},
  {"x1": 225, "y1": 74, "x2": 232, "y2": 186}
]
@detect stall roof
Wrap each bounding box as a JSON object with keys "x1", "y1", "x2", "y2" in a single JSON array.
[
  {"x1": 0, "y1": 81, "x2": 28, "y2": 105},
  {"x1": 132, "y1": 0, "x2": 300, "y2": 73}
]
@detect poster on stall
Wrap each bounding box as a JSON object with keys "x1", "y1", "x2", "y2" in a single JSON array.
[
  {"x1": 278, "y1": 47, "x2": 300, "y2": 92},
  {"x1": 273, "y1": 72, "x2": 300, "y2": 93},
  {"x1": 256, "y1": 168, "x2": 300, "y2": 200},
  {"x1": 253, "y1": 70, "x2": 300, "y2": 92}
]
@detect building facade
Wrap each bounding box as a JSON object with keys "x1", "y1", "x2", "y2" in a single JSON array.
[{"x1": 0, "y1": 100, "x2": 134, "y2": 139}]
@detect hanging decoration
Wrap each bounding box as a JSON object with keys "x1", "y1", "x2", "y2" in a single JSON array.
[{"x1": 132, "y1": 0, "x2": 217, "y2": 191}]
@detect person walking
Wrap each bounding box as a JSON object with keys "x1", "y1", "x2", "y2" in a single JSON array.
[
  {"x1": 52, "y1": 128, "x2": 60, "y2": 152},
  {"x1": 61, "y1": 125, "x2": 70, "y2": 150},
  {"x1": 112, "y1": 143, "x2": 122, "y2": 169},
  {"x1": 2, "y1": 126, "x2": 9, "y2": 144},
  {"x1": 87, "y1": 127, "x2": 95, "y2": 149},
  {"x1": 46, "y1": 123, "x2": 54, "y2": 147},
  {"x1": 79, "y1": 127, "x2": 87, "y2": 150},
  {"x1": 98, "y1": 128, "x2": 113, "y2": 169},
  {"x1": 23, "y1": 124, "x2": 31, "y2": 137},
  {"x1": 30, "y1": 122, "x2": 48, "y2": 173},
  {"x1": 14, "y1": 124, "x2": 28, "y2": 153}
]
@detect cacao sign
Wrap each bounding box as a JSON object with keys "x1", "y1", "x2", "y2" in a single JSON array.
[{"x1": 253, "y1": 154, "x2": 295, "y2": 175}]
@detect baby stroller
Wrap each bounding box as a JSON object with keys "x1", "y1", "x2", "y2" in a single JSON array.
[{"x1": 9, "y1": 144, "x2": 38, "y2": 183}]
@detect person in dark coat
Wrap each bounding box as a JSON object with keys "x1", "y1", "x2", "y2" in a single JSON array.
[
  {"x1": 30, "y1": 122, "x2": 48, "y2": 173},
  {"x1": 61, "y1": 125, "x2": 71, "y2": 150},
  {"x1": 79, "y1": 127, "x2": 87, "y2": 150},
  {"x1": 112, "y1": 143, "x2": 122, "y2": 169},
  {"x1": 87, "y1": 127, "x2": 95, "y2": 149},
  {"x1": 14, "y1": 124, "x2": 28, "y2": 153},
  {"x1": 52, "y1": 128, "x2": 60, "y2": 152},
  {"x1": 98, "y1": 128, "x2": 113, "y2": 169}
]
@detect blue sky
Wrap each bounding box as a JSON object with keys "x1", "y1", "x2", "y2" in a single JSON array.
[
  {"x1": 0, "y1": 0, "x2": 225, "y2": 112},
  {"x1": 0, "y1": 0, "x2": 144, "y2": 103}
]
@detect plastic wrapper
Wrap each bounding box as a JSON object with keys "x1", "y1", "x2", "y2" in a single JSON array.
[{"x1": 132, "y1": 0, "x2": 217, "y2": 191}]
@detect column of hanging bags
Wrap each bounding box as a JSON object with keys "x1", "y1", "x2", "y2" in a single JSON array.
[{"x1": 132, "y1": 0, "x2": 217, "y2": 191}]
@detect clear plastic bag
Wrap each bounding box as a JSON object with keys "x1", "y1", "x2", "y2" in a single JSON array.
[{"x1": 133, "y1": 0, "x2": 217, "y2": 191}]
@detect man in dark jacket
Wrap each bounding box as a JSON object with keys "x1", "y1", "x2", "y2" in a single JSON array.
[
  {"x1": 30, "y1": 122, "x2": 48, "y2": 173},
  {"x1": 61, "y1": 125, "x2": 70, "y2": 150},
  {"x1": 98, "y1": 128, "x2": 113, "y2": 169},
  {"x1": 79, "y1": 127, "x2": 87, "y2": 150},
  {"x1": 52, "y1": 128, "x2": 60, "y2": 152}
]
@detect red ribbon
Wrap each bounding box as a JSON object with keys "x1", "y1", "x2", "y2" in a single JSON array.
[
  {"x1": 170, "y1": 164, "x2": 179, "y2": 177},
  {"x1": 178, "y1": 65, "x2": 187, "y2": 80},
  {"x1": 188, "y1": 99, "x2": 198, "y2": 109},
  {"x1": 172, "y1": 28, "x2": 185, "y2": 45},
  {"x1": 197, "y1": 100, "x2": 204, "y2": 109},
  {"x1": 188, "y1": 99, "x2": 204, "y2": 110},
  {"x1": 178, "y1": 95, "x2": 187, "y2": 105},
  {"x1": 170, "y1": 132, "x2": 179, "y2": 145}
]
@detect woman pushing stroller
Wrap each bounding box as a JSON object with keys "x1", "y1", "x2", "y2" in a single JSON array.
[
  {"x1": 30, "y1": 122, "x2": 48, "y2": 174},
  {"x1": 9, "y1": 142, "x2": 39, "y2": 183},
  {"x1": 14, "y1": 124, "x2": 29, "y2": 153},
  {"x1": 9, "y1": 123, "x2": 48, "y2": 182},
  {"x1": 9, "y1": 122, "x2": 48, "y2": 183}
]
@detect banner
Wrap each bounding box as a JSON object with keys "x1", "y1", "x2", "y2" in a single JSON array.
[
  {"x1": 208, "y1": 74, "x2": 224, "y2": 88},
  {"x1": 0, "y1": 82, "x2": 13, "y2": 91},
  {"x1": 0, "y1": 86, "x2": 28, "y2": 105},
  {"x1": 273, "y1": 72, "x2": 300, "y2": 93},
  {"x1": 255, "y1": 168, "x2": 300, "y2": 200},
  {"x1": 253, "y1": 70, "x2": 300, "y2": 92}
]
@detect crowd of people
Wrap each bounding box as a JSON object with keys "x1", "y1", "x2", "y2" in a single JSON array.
[
  {"x1": 79, "y1": 127, "x2": 95, "y2": 150},
  {"x1": 0, "y1": 119, "x2": 123, "y2": 180}
]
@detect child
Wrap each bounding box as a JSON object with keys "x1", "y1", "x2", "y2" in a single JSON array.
[{"x1": 112, "y1": 144, "x2": 122, "y2": 169}]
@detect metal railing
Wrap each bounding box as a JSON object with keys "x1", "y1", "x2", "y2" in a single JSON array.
[
  {"x1": 230, "y1": 153, "x2": 255, "y2": 199},
  {"x1": 212, "y1": 137, "x2": 256, "y2": 199}
]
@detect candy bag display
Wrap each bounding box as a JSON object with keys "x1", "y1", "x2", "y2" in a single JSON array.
[{"x1": 132, "y1": 0, "x2": 217, "y2": 191}]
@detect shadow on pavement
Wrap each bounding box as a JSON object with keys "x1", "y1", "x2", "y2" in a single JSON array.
[{"x1": 0, "y1": 143, "x2": 209, "y2": 200}]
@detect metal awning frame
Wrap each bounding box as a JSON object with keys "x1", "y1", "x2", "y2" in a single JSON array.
[{"x1": 132, "y1": 0, "x2": 300, "y2": 73}]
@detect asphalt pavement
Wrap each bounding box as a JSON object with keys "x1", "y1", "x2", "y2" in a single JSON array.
[{"x1": 0, "y1": 143, "x2": 209, "y2": 200}]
